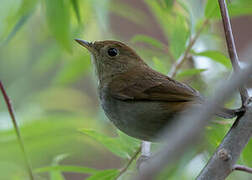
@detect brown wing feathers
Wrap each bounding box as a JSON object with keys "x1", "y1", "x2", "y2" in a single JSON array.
[{"x1": 108, "y1": 68, "x2": 200, "y2": 102}]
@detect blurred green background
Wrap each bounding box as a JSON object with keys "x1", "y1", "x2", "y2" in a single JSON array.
[{"x1": 0, "y1": 0, "x2": 252, "y2": 179}]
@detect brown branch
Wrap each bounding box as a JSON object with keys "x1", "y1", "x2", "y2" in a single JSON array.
[
  {"x1": 196, "y1": 0, "x2": 252, "y2": 179},
  {"x1": 169, "y1": 19, "x2": 209, "y2": 78},
  {"x1": 233, "y1": 164, "x2": 252, "y2": 174},
  {"x1": 116, "y1": 146, "x2": 141, "y2": 179},
  {"x1": 0, "y1": 81, "x2": 34, "y2": 180},
  {"x1": 218, "y1": 0, "x2": 249, "y2": 105},
  {"x1": 197, "y1": 100, "x2": 252, "y2": 179}
]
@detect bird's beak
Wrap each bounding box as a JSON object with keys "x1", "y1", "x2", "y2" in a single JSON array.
[{"x1": 75, "y1": 39, "x2": 93, "y2": 53}]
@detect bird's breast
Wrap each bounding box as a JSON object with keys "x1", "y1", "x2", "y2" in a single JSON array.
[{"x1": 98, "y1": 87, "x2": 183, "y2": 141}]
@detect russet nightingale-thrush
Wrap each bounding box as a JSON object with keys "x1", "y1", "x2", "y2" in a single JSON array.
[{"x1": 75, "y1": 39, "x2": 238, "y2": 141}]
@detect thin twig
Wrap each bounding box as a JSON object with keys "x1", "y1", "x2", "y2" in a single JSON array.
[
  {"x1": 164, "y1": 46, "x2": 176, "y2": 63},
  {"x1": 218, "y1": 0, "x2": 249, "y2": 105},
  {"x1": 116, "y1": 146, "x2": 141, "y2": 179},
  {"x1": 169, "y1": 19, "x2": 209, "y2": 78},
  {"x1": 0, "y1": 81, "x2": 34, "y2": 180},
  {"x1": 233, "y1": 164, "x2": 252, "y2": 174}
]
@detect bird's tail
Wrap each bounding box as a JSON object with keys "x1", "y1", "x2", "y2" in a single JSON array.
[{"x1": 216, "y1": 107, "x2": 244, "y2": 119}]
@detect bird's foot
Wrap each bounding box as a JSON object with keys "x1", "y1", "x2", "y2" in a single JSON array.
[
  {"x1": 235, "y1": 107, "x2": 245, "y2": 116},
  {"x1": 137, "y1": 155, "x2": 150, "y2": 171}
]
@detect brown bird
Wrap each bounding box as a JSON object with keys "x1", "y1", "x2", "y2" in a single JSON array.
[{"x1": 75, "y1": 39, "x2": 238, "y2": 141}]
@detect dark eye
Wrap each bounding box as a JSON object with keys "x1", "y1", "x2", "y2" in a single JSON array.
[{"x1": 107, "y1": 48, "x2": 118, "y2": 57}]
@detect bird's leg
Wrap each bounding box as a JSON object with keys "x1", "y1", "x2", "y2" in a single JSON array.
[{"x1": 137, "y1": 141, "x2": 151, "y2": 171}]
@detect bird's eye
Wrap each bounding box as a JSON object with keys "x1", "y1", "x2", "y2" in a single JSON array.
[{"x1": 107, "y1": 48, "x2": 118, "y2": 57}]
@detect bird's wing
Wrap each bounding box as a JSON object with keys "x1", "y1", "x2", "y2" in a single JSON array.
[{"x1": 108, "y1": 68, "x2": 201, "y2": 102}]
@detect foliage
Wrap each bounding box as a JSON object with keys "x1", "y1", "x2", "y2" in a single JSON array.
[{"x1": 0, "y1": 0, "x2": 252, "y2": 179}]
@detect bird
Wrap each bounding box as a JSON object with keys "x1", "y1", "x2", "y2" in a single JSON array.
[{"x1": 75, "y1": 39, "x2": 239, "y2": 141}]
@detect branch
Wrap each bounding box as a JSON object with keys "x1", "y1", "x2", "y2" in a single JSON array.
[
  {"x1": 197, "y1": 100, "x2": 252, "y2": 179},
  {"x1": 169, "y1": 19, "x2": 209, "y2": 78},
  {"x1": 0, "y1": 81, "x2": 34, "y2": 180},
  {"x1": 134, "y1": 61, "x2": 252, "y2": 180},
  {"x1": 218, "y1": 0, "x2": 249, "y2": 105},
  {"x1": 116, "y1": 146, "x2": 141, "y2": 179},
  {"x1": 135, "y1": 1, "x2": 251, "y2": 179},
  {"x1": 233, "y1": 164, "x2": 252, "y2": 174},
  {"x1": 196, "y1": 0, "x2": 252, "y2": 179}
]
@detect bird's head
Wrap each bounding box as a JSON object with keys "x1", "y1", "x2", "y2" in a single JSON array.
[{"x1": 75, "y1": 39, "x2": 147, "y2": 81}]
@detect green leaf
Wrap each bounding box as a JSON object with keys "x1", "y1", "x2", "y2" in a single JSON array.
[
  {"x1": 204, "y1": 0, "x2": 220, "y2": 19},
  {"x1": 229, "y1": 0, "x2": 252, "y2": 17},
  {"x1": 177, "y1": 0, "x2": 192, "y2": 21},
  {"x1": 169, "y1": 13, "x2": 190, "y2": 59},
  {"x1": 242, "y1": 140, "x2": 252, "y2": 167},
  {"x1": 204, "y1": 0, "x2": 252, "y2": 19},
  {"x1": 193, "y1": 50, "x2": 232, "y2": 69},
  {"x1": 50, "y1": 154, "x2": 69, "y2": 180},
  {"x1": 2, "y1": 0, "x2": 38, "y2": 44},
  {"x1": 144, "y1": 0, "x2": 172, "y2": 39},
  {"x1": 2, "y1": 12, "x2": 32, "y2": 45},
  {"x1": 50, "y1": 169, "x2": 65, "y2": 180},
  {"x1": 176, "y1": 68, "x2": 207, "y2": 79},
  {"x1": 79, "y1": 129, "x2": 130, "y2": 159},
  {"x1": 195, "y1": 18, "x2": 209, "y2": 34},
  {"x1": 35, "y1": 165, "x2": 98, "y2": 174},
  {"x1": 152, "y1": 57, "x2": 168, "y2": 75},
  {"x1": 164, "y1": 0, "x2": 174, "y2": 8},
  {"x1": 206, "y1": 123, "x2": 230, "y2": 152},
  {"x1": 17, "y1": 0, "x2": 38, "y2": 16},
  {"x1": 117, "y1": 130, "x2": 140, "y2": 155},
  {"x1": 71, "y1": 0, "x2": 81, "y2": 23},
  {"x1": 44, "y1": 0, "x2": 72, "y2": 52},
  {"x1": 131, "y1": 35, "x2": 165, "y2": 49},
  {"x1": 109, "y1": 2, "x2": 147, "y2": 26},
  {"x1": 146, "y1": 0, "x2": 189, "y2": 59},
  {"x1": 87, "y1": 169, "x2": 120, "y2": 180}
]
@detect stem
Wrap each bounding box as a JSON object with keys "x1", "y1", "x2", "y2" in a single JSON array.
[
  {"x1": 164, "y1": 46, "x2": 176, "y2": 63},
  {"x1": 116, "y1": 146, "x2": 141, "y2": 179},
  {"x1": 0, "y1": 81, "x2": 34, "y2": 180},
  {"x1": 218, "y1": 0, "x2": 249, "y2": 105},
  {"x1": 169, "y1": 19, "x2": 209, "y2": 78},
  {"x1": 233, "y1": 164, "x2": 252, "y2": 174}
]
